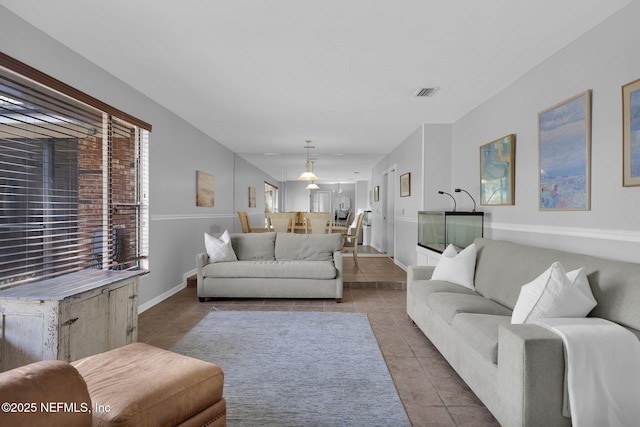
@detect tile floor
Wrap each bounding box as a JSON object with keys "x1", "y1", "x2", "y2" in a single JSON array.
[{"x1": 138, "y1": 254, "x2": 499, "y2": 427}]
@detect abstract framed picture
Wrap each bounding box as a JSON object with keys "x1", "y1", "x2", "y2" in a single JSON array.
[
  {"x1": 373, "y1": 186, "x2": 379, "y2": 202},
  {"x1": 400, "y1": 173, "x2": 411, "y2": 197},
  {"x1": 480, "y1": 134, "x2": 515, "y2": 206},
  {"x1": 538, "y1": 90, "x2": 591, "y2": 210},
  {"x1": 196, "y1": 170, "x2": 215, "y2": 207},
  {"x1": 623, "y1": 78, "x2": 640, "y2": 186},
  {"x1": 248, "y1": 186, "x2": 256, "y2": 208}
]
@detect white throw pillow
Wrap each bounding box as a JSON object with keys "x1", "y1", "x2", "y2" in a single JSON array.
[
  {"x1": 565, "y1": 267, "x2": 598, "y2": 308},
  {"x1": 204, "y1": 230, "x2": 238, "y2": 262},
  {"x1": 511, "y1": 262, "x2": 597, "y2": 324},
  {"x1": 431, "y1": 243, "x2": 477, "y2": 290}
]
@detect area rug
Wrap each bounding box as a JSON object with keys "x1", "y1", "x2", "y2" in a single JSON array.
[{"x1": 171, "y1": 311, "x2": 410, "y2": 427}]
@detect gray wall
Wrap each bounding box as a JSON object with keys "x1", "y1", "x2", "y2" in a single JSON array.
[
  {"x1": 369, "y1": 123, "x2": 453, "y2": 269},
  {"x1": 0, "y1": 7, "x2": 279, "y2": 308},
  {"x1": 451, "y1": 0, "x2": 640, "y2": 262}
]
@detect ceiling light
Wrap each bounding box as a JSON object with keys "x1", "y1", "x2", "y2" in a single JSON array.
[
  {"x1": 297, "y1": 140, "x2": 319, "y2": 181},
  {"x1": 305, "y1": 181, "x2": 320, "y2": 190}
]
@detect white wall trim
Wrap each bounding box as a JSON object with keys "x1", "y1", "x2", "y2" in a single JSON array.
[
  {"x1": 151, "y1": 213, "x2": 235, "y2": 221},
  {"x1": 395, "y1": 215, "x2": 418, "y2": 224},
  {"x1": 138, "y1": 281, "x2": 186, "y2": 313},
  {"x1": 487, "y1": 221, "x2": 640, "y2": 243}
]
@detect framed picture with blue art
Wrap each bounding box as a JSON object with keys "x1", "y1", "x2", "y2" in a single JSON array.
[
  {"x1": 538, "y1": 90, "x2": 591, "y2": 210},
  {"x1": 480, "y1": 134, "x2": 515, "y2": 205},
  {"x1": 623, "y1": 78, "x2": 640, "y2": 187}
]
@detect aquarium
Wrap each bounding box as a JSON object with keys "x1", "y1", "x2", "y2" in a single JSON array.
[{"x1": 417, "y1": 211, "x2": 484, "y2": 253}]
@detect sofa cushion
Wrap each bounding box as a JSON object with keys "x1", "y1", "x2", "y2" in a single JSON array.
[
  {"x1": 230, "y1": 232, "x2": 276, "y2": 260},
  {"x1": 409, "y1": 280, "x2": 478, "y2": 304},
  {"x1": 427, "y1": 292, "x2": 513, "y2": 324},
  {"x1": 203, "y1": 260, "x2": 337, "y2": 280},
  {"x1": 274, "y1": 232, "x2": 342, "y2": 261},
  {"x1": 0, "y1": 360, "x2": 92, "y2": 427},
  {"x1": 451, "y1": 314, "x2": 511, "y2": 364}
]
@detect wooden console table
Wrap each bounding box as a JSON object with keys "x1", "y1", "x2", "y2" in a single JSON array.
[{"x1": 0, "y1": 269, "x2": 146, "y2": 372}]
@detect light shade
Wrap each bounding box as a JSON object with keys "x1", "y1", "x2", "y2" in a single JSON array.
[
  {"x1": 297, "y1": 159, "x2": 318, "y2": 181},
  {"x1": 298, "y1": 172, "x2": 319, "y2": 180},
  {"x1": 305, "y1": 181, "x2": 320, "y2": 190}
]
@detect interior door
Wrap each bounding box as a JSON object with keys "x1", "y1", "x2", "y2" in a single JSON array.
[{"x1": 314, "y1": 191, "x2": 331, "y2": 213}]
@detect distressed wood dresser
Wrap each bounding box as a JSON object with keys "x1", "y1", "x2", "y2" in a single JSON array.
[{"x1": 0, "y1": 270, "x2": 145, "y2": 372}]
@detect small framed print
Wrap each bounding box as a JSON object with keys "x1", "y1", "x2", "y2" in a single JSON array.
[
  {"x1": 400, "y1": 173, "x2": 411, "y2": 197},
  {"x1": 248, "y1": 186, "x2": 256, "y2": 208},
  {"x1": 196, "y1": 170, "x2": 215, "y2": 207},
  {"x1": 623, "y1": 78, "x2": 640, "y2": 186}
]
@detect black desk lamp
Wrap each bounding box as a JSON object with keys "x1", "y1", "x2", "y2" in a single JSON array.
[
  {"x1": 454, "y1": 188, "x2": 476, "y2": 212},
  {"x1": 437, "y1": 191, "x2": 456, "y2": 212}
]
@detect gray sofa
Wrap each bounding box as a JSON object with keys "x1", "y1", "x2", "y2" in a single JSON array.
[
  {"x1": 407, "y1": 237, "x2": 640, "y2": 427},
  {"x1": 196, "y1": 232, "x2": 343, "y2": 302}
]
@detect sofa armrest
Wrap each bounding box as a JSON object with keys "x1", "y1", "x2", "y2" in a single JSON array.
[
  {"x1": 196, "y1": 252, "x2": 209, "y2": 297},
  {"x1": 0, "y1": 360, "x2": 92, "y2": 427},
  {"x1": 407, "y1": 265, "x2": 435, "y2": 283},
  {"x1": 497, "y1": 324, "x2": 570, "y2": 427},
  {"x1": 333, "y1": 250, "x2": 343, "y2": 301}
]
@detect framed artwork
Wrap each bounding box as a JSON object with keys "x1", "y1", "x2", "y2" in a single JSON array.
[
  {"x1": 480, "y1": 134, "x2": 515, "y2": 205},
  {"x1": 196, "y1": 170, "x2": 215, "y2": 207},
  {"x1": 623, "y1": 78, "x2": 640, "y2": 186},
  {"x1": 400, "y1": 173, "x2": 411, "y2": 197},
  {"x1": 538, "y1": 90, "x2": 591, "y2": 210},
  {"x1": 248, "y1": 186, "x2": 256, "y2": 208},
  {"x1": 373, "y1": 186, "x2": 379, "y2": 202}
]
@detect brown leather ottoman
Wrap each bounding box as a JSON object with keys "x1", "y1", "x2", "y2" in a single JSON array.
[{"x1": 72, "y1": 343, "x2": 225, "y2": 427}]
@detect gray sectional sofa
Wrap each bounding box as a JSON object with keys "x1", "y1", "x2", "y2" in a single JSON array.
[
  {"x1": 407, "y1": 237, "x2": 640, "y2": 427},
  {"x1": 196, "y1": 232, "x2": 343, "y2": 302}
]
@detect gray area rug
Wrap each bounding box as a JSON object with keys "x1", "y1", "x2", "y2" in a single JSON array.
[{"x1": 171, "y1": 311, "x2": 410, "y2": 427}]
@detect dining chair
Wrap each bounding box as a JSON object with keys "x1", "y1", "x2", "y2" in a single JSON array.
[
  {"x1": 342, "y1": 212, "x2": 365, "y2": 268},
  {"x1": 237, "y1": 211, "x2": 267, "y2": 233},
  {"x1": 303, "y1": 212, "x2": 333, "y2": 234},
  {"x1": 266, "y1": 212, "x2": 295, "y2": 232}
]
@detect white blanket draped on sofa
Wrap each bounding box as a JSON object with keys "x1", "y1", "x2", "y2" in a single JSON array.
[{"x1": 532, "y1": 318, "x2": 640, "y2": 427}]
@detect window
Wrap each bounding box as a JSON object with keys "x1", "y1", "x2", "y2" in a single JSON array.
[
  {"x1": 0, "y1": 54, "x2": 150, "y2": 288},
  {"x1": 264, "y1": 181, "x2": 278, "y2": 213}
]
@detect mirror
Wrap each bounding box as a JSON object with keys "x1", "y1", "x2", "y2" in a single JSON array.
[{"x1": 338, "y1": 195, "x2": 351, "y2": 211}]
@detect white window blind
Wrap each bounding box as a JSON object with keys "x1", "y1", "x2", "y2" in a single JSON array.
[{"x1": 0, "y1": 59, "x2": 149, "y2": 288}]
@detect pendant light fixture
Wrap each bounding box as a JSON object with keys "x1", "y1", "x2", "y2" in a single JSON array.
[
  {"x1": 305, "y1": 181, "x2": 320, "y2": 190},
  {"x1": 305, "y1": 161, "x2": 320, "y2": 189},
  {"x1": 297, "y1": 140, "x2": 319, "y2": 181}
]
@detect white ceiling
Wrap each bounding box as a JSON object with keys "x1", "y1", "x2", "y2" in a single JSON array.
[{"x1": 1, "y1": 0, "x2": 630, "y2": 183}]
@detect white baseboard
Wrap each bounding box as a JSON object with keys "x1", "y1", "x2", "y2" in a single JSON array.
[
  {"x1": 138, "y1": 282, "x2": 186, "y2": 313},
  {"x1": 393, "y1": 258, "x2": 408, "y2": 272},
  {"x1": 183, "y1": 268, "x2": 197, "y2": 286}
]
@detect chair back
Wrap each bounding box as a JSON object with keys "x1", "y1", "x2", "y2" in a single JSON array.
[
  {"x1": 303, "y1": 212, "x2": 333, "y2": 234},
  {"x1": 266, "y1": 212, "x2": 295, "y2": 232},
  {"x1": 351, "y1": 212, "x2": 365, "y2": 238},
  {"x1": 346, "y1": 212, "x2": 364, "y2": 240},
  {"x1": 344, "y1": 211, "x2": 353, "y2": 228},
  {"x1": 237, "y1": 211, "x2": 250, "y2": 233}
]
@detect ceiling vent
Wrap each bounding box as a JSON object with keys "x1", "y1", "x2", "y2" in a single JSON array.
[{"x1": 414, "y1": 87, "x2": 439, "y2": 97}]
